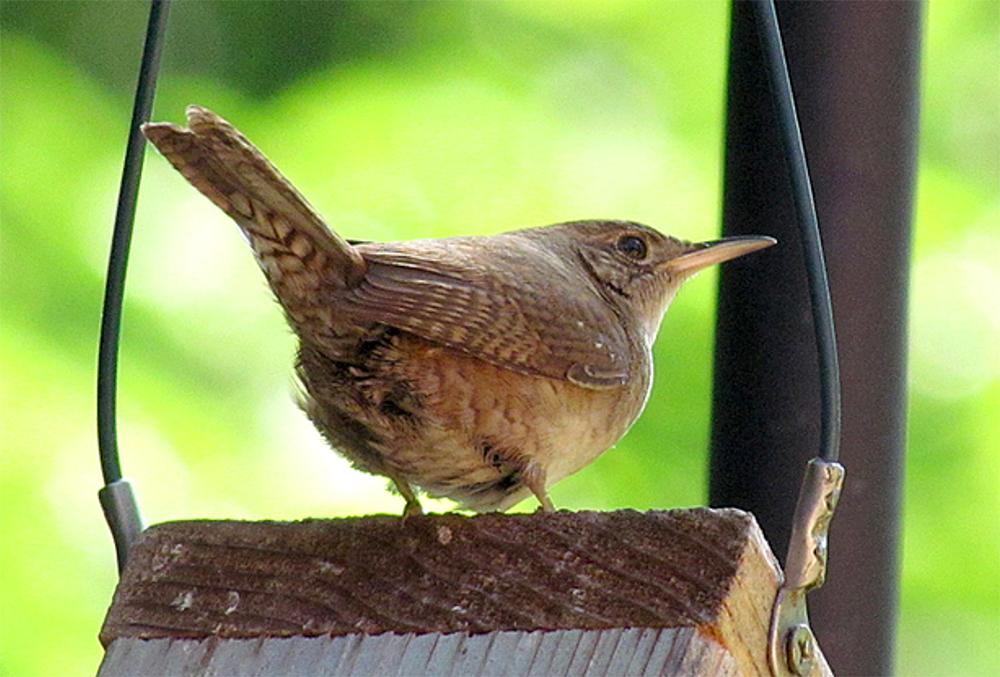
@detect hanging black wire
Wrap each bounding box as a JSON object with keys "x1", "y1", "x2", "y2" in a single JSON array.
[
  {"x1": 97, "y1": 0, "x2": 171, "y2": 572},
  {"x1": 98, "y1": 0, "x2": 171, "y2": 486},
  {"x1": 753, "y1": 0, "x2": 842, "y2": 463}
]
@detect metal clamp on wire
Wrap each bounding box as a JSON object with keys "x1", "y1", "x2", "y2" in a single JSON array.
[
  {"x1": 99, "y1": 479, "x2": 145, "y2": 573},
  {"x1": 768, "y1": 459, "x2": 845, "y2": 676}
]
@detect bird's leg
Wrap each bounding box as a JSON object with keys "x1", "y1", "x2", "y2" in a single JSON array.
[
  {"x1": 388, "y1": 472, "x2": 424, "y2": 517},
  {"x1": 524, "y1": 461, "x2": 556, "y2": 512}
]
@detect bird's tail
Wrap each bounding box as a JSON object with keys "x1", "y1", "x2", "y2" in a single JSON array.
[{"x1": 143, "y1": 106, "x2": 367, "y2": 343}]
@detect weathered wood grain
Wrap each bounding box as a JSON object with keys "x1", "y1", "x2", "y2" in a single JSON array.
[{"x1": 98, "y1": 508, "x2": 831, "y2": 676}]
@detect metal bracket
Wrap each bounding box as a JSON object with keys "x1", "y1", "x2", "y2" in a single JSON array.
[{"x1": 768, "y1": 458, "x2": 845, "y2": 676}]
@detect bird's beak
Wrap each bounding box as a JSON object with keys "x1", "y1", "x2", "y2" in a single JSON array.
[{"x1": 663, "y1": 235, "x2": 776, "y2": 277}]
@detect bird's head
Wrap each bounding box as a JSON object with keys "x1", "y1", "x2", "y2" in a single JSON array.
[{"x1": 551, "y1": 220, "x2": 776, "y2": 346}]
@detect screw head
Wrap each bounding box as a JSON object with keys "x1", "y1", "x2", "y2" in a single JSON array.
[{"x1": 786, "y1": 624, "x2": 817, "y2": 676}]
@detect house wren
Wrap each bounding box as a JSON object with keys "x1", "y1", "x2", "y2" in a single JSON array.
[{"x1": 143, "y1": 106, "x2": 774, "y2": 515}]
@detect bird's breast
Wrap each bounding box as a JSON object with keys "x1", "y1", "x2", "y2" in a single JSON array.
[{"x1": 387, "y1": 334, "x2": 652, "y2": 505}]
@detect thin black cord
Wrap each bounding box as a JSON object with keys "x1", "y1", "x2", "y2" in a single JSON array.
[
  {"x1": 98, "y1": 0, "x2": 171, "y2": 486},
  {"x1": 754, "y1": 0, "x2": 842, "y2": 463}
]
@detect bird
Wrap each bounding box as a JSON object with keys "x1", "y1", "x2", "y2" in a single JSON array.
[{"x1": 142, "y1": 105, "x2": 775, "y2": 515}]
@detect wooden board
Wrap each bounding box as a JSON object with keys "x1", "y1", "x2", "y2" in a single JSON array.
[{"x1": 98, "y1": 508, "x2": 831, "y2": 676}]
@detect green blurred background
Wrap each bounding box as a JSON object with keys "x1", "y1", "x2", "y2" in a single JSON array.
[{"x1": 1, "y1": 1, "x2": 996, "y2": 675}]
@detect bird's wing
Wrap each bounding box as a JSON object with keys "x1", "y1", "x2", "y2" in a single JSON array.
[{"x1": 342, "y1": 237, "x2": 632, "y2": 389}]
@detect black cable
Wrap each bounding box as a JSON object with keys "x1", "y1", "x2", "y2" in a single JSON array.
[
  {"x1": 97, "y1": 0, "x2": 171, "y2": 572},
  {"x1": 753, "y1": 0, "x2": 842, "y2": 463},
  {"x1": 98, "y1": 0, "x2": 171, "y2": 485}
]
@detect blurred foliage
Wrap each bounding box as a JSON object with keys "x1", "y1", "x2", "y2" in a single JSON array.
[{"x1": 1, "y1": 1, "x2": 997, "y2": 675}]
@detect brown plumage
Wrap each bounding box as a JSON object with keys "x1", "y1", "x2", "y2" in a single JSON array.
[{"x1": 143, "y1": 106, "x2": 774, "y2": 514}]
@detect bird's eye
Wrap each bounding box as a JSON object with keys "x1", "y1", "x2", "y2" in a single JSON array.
[{"x1": 616, "y1": 234, "x2": 648, "y2": 260}]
